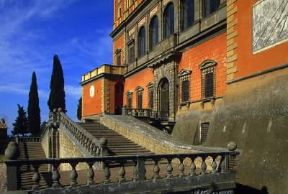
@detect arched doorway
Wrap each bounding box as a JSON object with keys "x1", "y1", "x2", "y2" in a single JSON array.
[{"x1": 158, "y1": 78, "x2": 169, "y2": 120}]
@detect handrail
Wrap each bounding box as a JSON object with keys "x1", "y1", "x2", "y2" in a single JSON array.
[
  {"x1": 5, "y1": 150, "x2": 239, "y2": 191},
  {"x1": 58, "y1": 111, "x2": 107, "y2": 157}
]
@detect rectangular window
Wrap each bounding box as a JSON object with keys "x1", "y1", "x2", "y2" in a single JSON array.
[
  {"x1": 137, "y1": 92, "x2": 143, "y2": 109},
  {"x1": 202, "y1": 67, "x2": 215, "y2": 99},
  {"x1": 200, "y1": 122, "x2": 209, "y2": 144},
  {"x1": 116, "y1": 53, "x2": 121, "y2": 66},
  {"x1": 181, "y1": 80, "x2": 190, "y2": 102},
  {"x1": 148, "y1": 90, "x2": 153, "y2": 109},
  {"x1": 128, "y1": 44, "x2": 135, "y2": 63},
  {"x1": 127, "y1": 93, "x2": 132, "y2": 109}
]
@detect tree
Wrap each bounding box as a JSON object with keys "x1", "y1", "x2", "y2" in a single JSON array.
[
  {"x1": 12, "y1": 104, "x2": 28, "y2": 136},
  {"x1": 77, "y1": 97, "x2": 82, "y2": 121},
  {"x1": 48, "y1": 55, "x2": 66, "y2": 112},
  {"x1": 28, "y1": 72, "x2": 41, "y2": 136}
]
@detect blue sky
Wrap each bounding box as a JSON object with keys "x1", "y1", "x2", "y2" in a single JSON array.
[{"x1": 0, "y1": 0, "x2": 113, "y2": 134}]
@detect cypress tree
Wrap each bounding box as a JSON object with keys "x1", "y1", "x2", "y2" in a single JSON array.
[
  {"x1": 77, "y1": 97, "x2": 82, "y2": 121},
  {"x1": 48, "y1": 55, "x2": 66, "y2": 112},
  {"x1": 12, "y1": 104, "x2": 28, "y2": 136},
  {"x1": 28, "y1": 72, "x2": 41, "y2": 136}
]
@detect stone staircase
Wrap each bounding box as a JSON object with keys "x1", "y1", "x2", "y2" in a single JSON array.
[
  {"x1": 78, "y1": 121, "x2": 153, "y2": 156},
  {"x1": 18, "y1": 141, "x2": 50, "y2": 190}
]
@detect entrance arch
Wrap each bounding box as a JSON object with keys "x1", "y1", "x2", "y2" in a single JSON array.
[{"x1": 158, "y1": 78, "x2": 169, "y2": 120}]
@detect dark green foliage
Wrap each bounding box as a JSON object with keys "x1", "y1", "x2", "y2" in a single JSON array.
[
  {"x1": 48, "y1": 55, "x2": 66, "y2": 112},
  {"x1": 77, "y1": 97, "x2": 82, "y2": 120},
  {"x1": 12, "y1": 104, "x2": 28, "y2": 136},
  {"x1": 28, "y1": 72, "x2": 41, "y2": 136}
]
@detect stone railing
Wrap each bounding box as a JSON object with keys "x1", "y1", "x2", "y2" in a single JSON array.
[
  {"x1": 123, "y1": 108, "x2": 156, "y2": 118},
  {"x1": 57, "y1": 110, "x2": 107, "y2": 157},
  {"x1": 15, "y1": 136, "x2": 41, "y2": 143},
  {"x1": 5, "y1": 148, "x2": 239, "y2": 193}
]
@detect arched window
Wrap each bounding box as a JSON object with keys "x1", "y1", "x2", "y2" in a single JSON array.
[
  {"x1": 149, "y1": 16, "x2": 159, "y2": 50},
  {"x1": 180, "y1": 0, "x2": 194, "y2": 31},
  {"x1": 163, "y1": 3, "x2": 174, "y2": 39},
  {"x1": 138, "y1": 26, "x2": 146, "y2": 57}
]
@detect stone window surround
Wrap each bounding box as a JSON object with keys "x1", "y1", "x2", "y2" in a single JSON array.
[
  {"x1": 178, "y1": 69, "x2": 192, "y2": 106},
  {"x1": 126, "y1": 91, "x2": 133, "y2": 109},
  {"x1": 147, "y1": 82, "x2": 154, "y2": 109},
  {"x1": 135, "y1": 86, "x2": 144, "y2": 109},
  {"x1": 200, "y1": 60, "x2": 217, "y2": 100}
]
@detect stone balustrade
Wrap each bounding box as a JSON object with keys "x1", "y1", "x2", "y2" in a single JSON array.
[
  {"x1": 57, "y1": 111, "x2": 107, "y2": 157},
  {"x1": 5, "y1": 150, "x2": 239, "y2": 193},
  {"x1": 123, "y1": 108, "x2": 155, "y2": 118}
]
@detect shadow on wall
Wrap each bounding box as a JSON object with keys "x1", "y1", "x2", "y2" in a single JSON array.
[
  {"x1": 236, "y1": 184, "x2": 269, "y2": 194},
  {"x1": 172, "y1": 73, "x2": 288, "y2": 194}
]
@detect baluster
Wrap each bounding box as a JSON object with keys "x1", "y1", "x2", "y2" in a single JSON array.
[
  {"x1": 70, "y1": 162, "x2": 78, "y2": 186},
  {"x1": 52, "y1": 163, "x2": 60, "y2": 187},
  {"x1": 166, "y1": 158, "x2": 173, "y2": 179},
  {"x1": 103, "y1": 162, "x2": 111, "y2": 184},
  {"x1": 87, "y1": 162, "x2": 95, "y2": 185},
  {"x1": 32, "y1": 164, "x2": 40, "y2": 190},
  {"x1": 153, "y1": 159, "x2": 160, "y2": 182},
  {"x1": 201, "y1": 157, "x2": 207, "y2": 175},
  {"x1": 133, "y1": 160, "x2": 138, "y2": 182},
  {"x1": 212, "y1": 157, "x2": 218, "y2": 174},
  {"x1": 178, "y1": 158, "x2": 184, "y2": 177},
  {"x1": 118, "y1": 162, "x2": 126, "y2": 183},
  {"x1": 190, "y1": 158, "x2": 196, "y2": 176}
]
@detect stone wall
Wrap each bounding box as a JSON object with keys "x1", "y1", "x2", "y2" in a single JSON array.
[
  {"x1": 0, "y1": 163, "x2": 6, "y2": 194},
  {"x1": 58, "y1": 129, "x2": 87, "y2": 171},
  {"x1": 100, "y1": 114, "x2": 224, "y2": 154},
  {"x1": 41, "y1": 129, "x2": 50, "y2": 158},
  {"x1": 173, "y1": 68, "x2": 288, "y2": 194}
]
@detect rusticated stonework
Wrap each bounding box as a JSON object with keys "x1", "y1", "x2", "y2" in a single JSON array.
[{"x1": 253, "y1": 0, "x2": 288, "y2": 53}]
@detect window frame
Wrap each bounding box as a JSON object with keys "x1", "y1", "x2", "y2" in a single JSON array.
[
  {"x1": 149, "y1": 15, "x2": 159, "y2": 51},
  {"x1": 163, "y1": 2, "x2": 175, "y2": 39},
  {"x1": 178, "y1": 69, "x2": 192, "y2": 105},
  {"x1": 203, "y1": 0, "x2": 222, "y2": 17},
  {"x1": 127, "y1": 91, "x2": 133, "y2": 109},
  {"x1": 200, "y1": 60, "x2": 217, "y2": 99},
  {"x1": 138, "y1": 26, "x2": 146, "y2": 58},
  {"x1": 127, "y1": 40, "x2": 135, "y2": 64},
  {"x1": 135, "y1": 87, "x2": 144, "y2": 109},
  {"x1": 180, "y1": 0, "x2": 195, "y2": 31}
]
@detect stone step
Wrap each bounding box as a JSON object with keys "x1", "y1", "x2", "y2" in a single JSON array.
[{"x1": 78, "y1": 121, "x2": 153, "y2": 156}]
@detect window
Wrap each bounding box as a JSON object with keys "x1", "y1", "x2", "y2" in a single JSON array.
[
  {"x1": 180, "y1": 0, "x2": 194, "y2": 31},
  {"x1": 163, "y1": 3, "x2": 174, "y2": 39},
  {"x1": 147, "y1": 82, "x2": 154, "y2": 109},
  {"x1": 200, "y1": 60, "x2": 217, "y2": 99},
  {"x1": 200, "y1": 122, "x2": 209, "y2": 144},
  {"x1": 137, "y1": 91, "x2": 143, "y2": 109},
  {"x1": 149, "y1": 16, "x2": 159, "y2": 50},
  {"x1": 127, "y1": 92, "x2": 133, "y2": 109},
  {"x1": 181, "y1": 80, "x2": 190, "y2": 102},
  {"x1": 128, "y1": 41, "x2": 135, "y2": 63},
  {"x1": 118, "y1": 7, "x2": 122, "y2": 18},
  {"x1": 136, "y1": 87, "x2": 144, "y2": 109},
  {"x1": 203, "y1": 0, "x2": 221, "y2": 17},
  {"x1": 138, "y1": 26, "x2": 146, "y2": 58},
  {"x1": 178, "y1": 69, "x2": 191, "y2": 104},
  {"x1": 115, "y1": 49, "x2": 122, "y2": 66}
]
